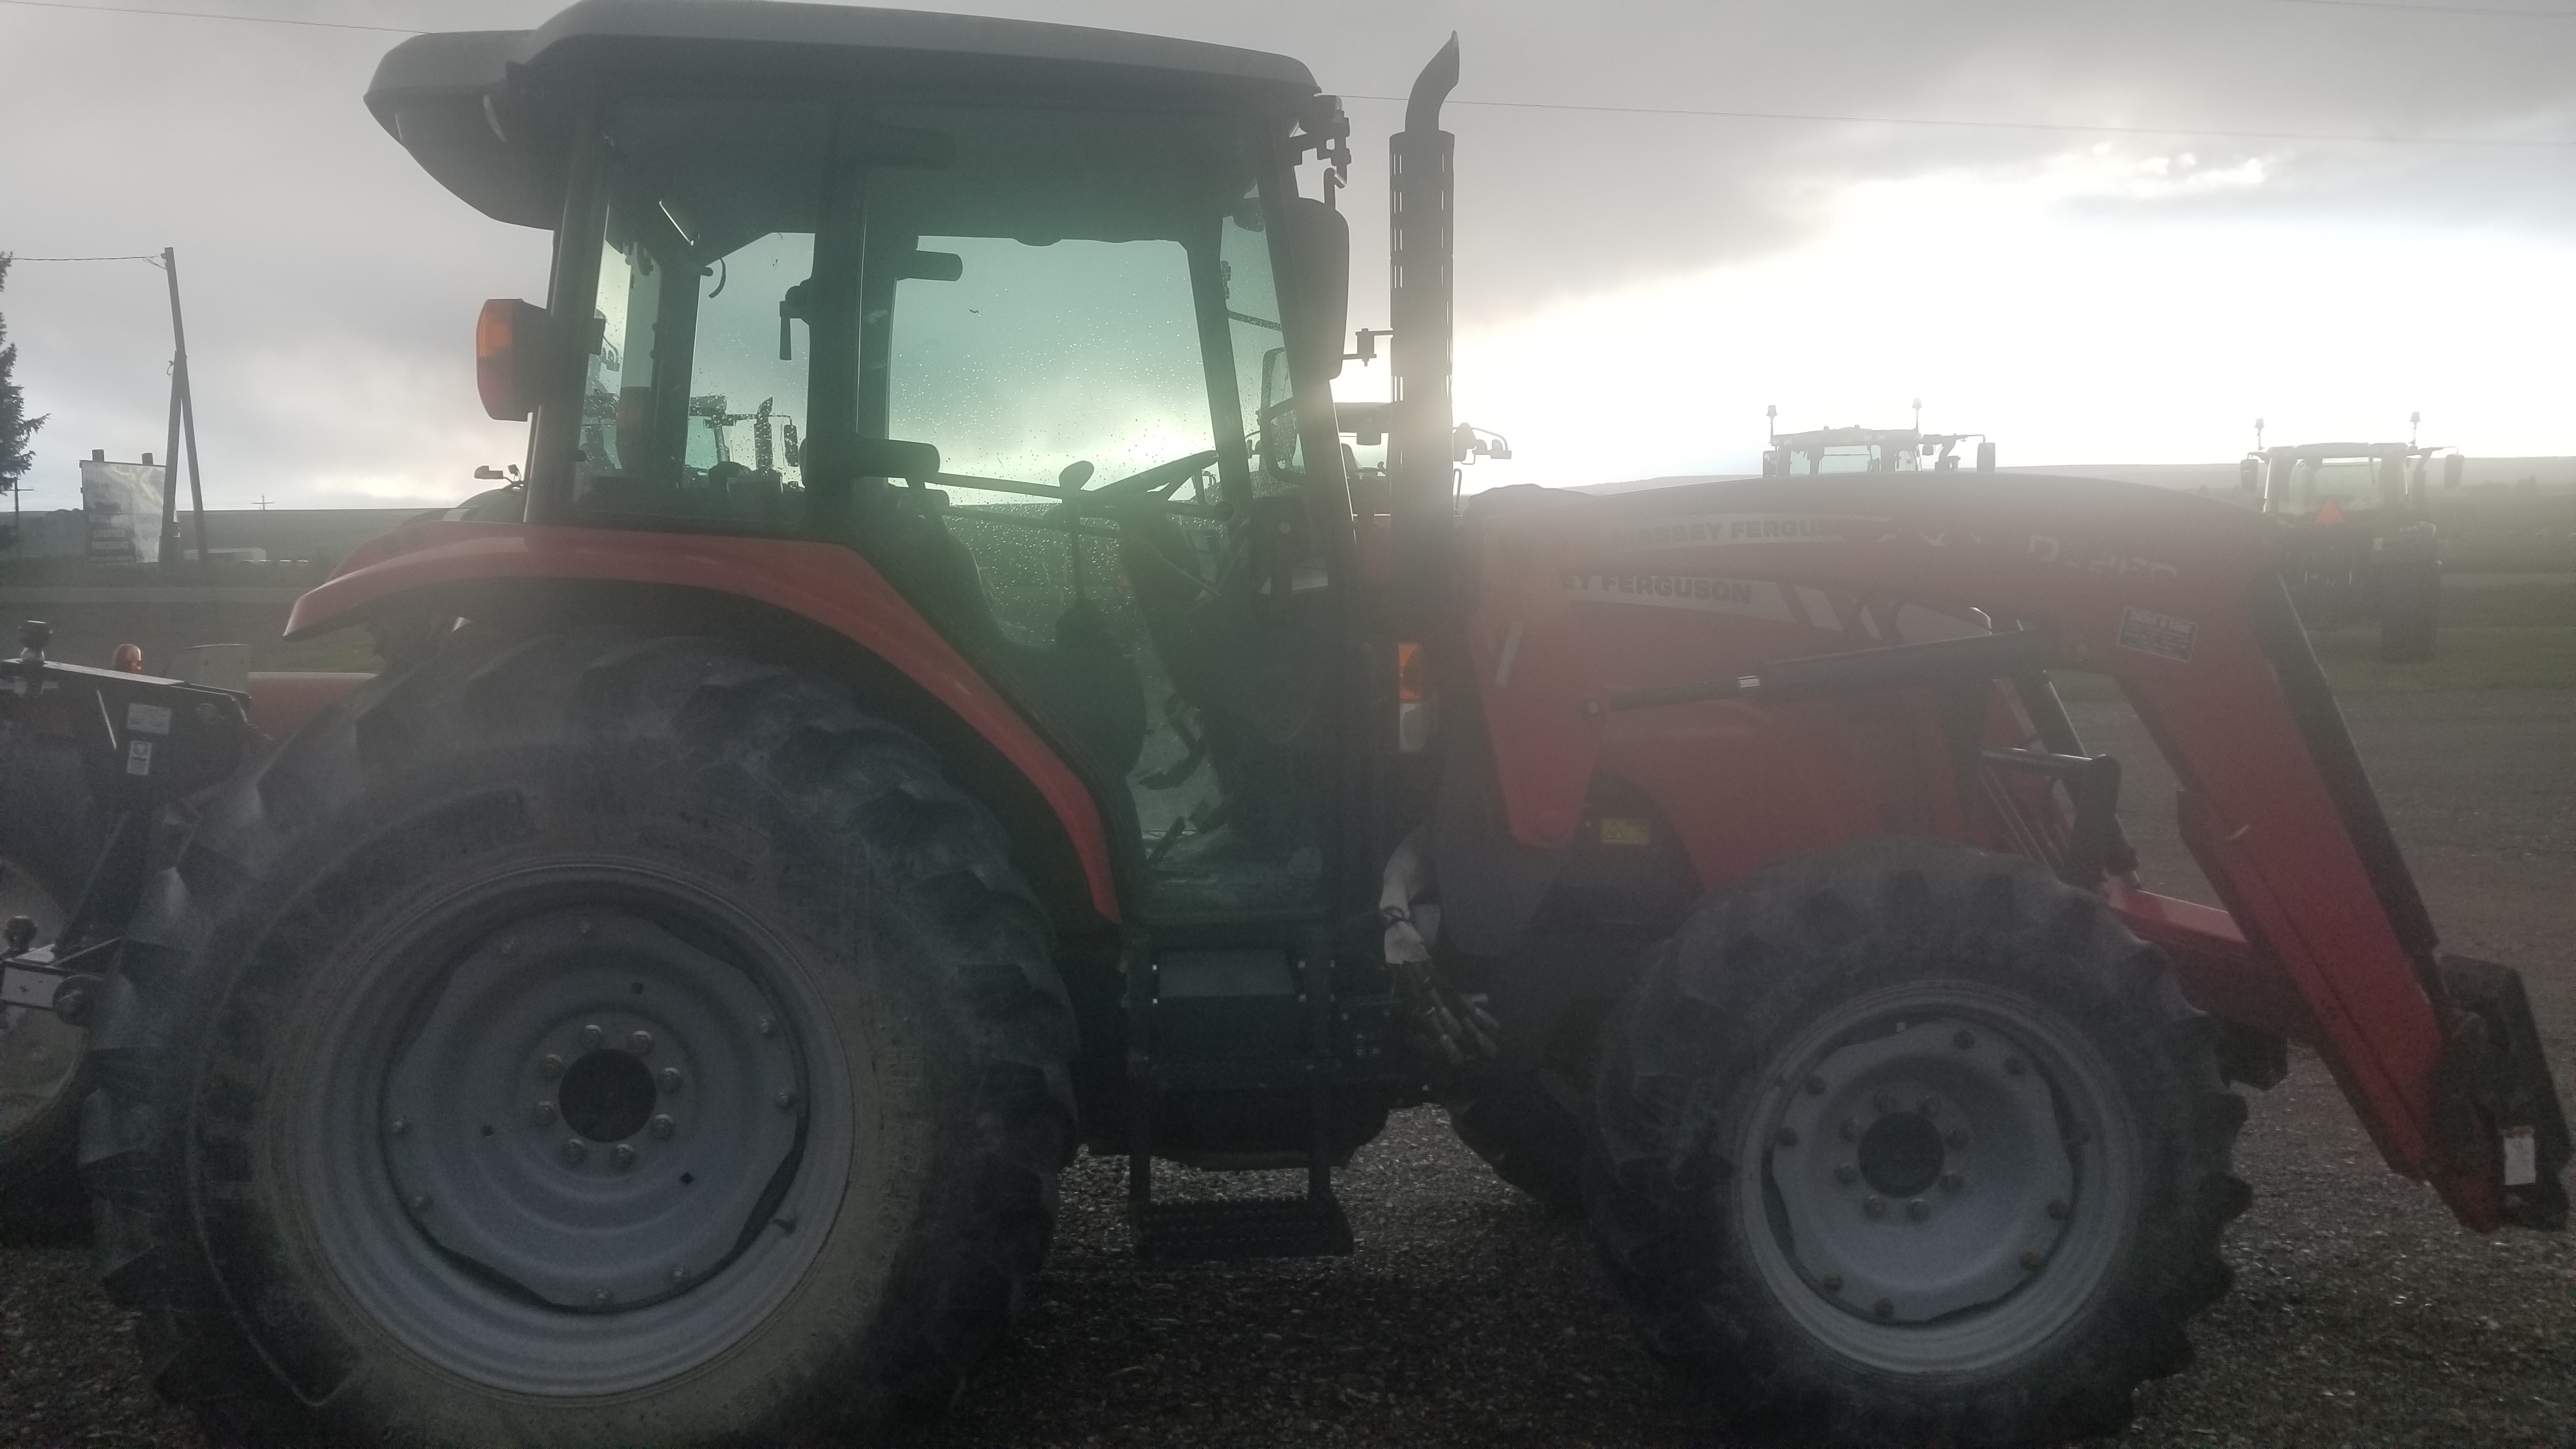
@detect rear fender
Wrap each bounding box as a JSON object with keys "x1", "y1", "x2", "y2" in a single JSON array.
[
  {"x1": 286, "y1": 519, "x2": 1119, "y2": 923},
  {"x1": 1464, "y1": 475, "x2": 2551, "y2": 1230}
]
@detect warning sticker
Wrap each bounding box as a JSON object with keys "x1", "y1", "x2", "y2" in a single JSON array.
[
  {"x1": 1600, "y1": 513, "x2": 1886, "y2": 553},
  {"x1": 126, "y1": 739, "x2": 155, "y2": 777},
  {"x1": 125, "y1": 702, "x2": 173, "y2": 736},
  {"x1": 2117, "y1": 606, "x2": 2198, "y2": 663},
  {"x1": 1563, "y1": 572, "x2": 1799, "y2": 622}
]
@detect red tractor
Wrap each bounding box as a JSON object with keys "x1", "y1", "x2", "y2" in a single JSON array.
[{"x1": 0, "y1": 4, "x2": 2563, "y2": 1446}]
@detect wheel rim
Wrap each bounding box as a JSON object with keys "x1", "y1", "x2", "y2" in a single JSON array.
[
  {"x1": 295, "y1": 865, "x2": 855, "y2": 1396},
  {"x1": 1738, "y1": 981, "x2": 2136, "y2": 1374},
  {"x1": 0, "y1": 854, "x2": 83, "y2": 1156}
]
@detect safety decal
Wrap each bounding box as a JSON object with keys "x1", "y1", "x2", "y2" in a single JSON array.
[
  {"x1": 1562, "y1": 572, "x2": 1800, "y2": 623},
  {"x1": 126, "y1": 738, "x2": 155, "y2": 776},
  {"x1": 2116, "y1": 606, "x2": 2197, "y2": 663},
  {"x1": 1600, "y1": 513, "x2": 1889, "y2": 552},
  {"x1": 125, "y1": 701, "x2": 173, "y2": 735}
]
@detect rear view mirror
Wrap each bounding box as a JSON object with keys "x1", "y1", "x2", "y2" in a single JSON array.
[
  {"x1": 1284, "y1": 197, "x2": 1349, "y2": 382},
  {"x1": 1975, "y1": 440, "x2": 1997, "y2": 473},
  {"x1": 2239, "y1": 457, "x2": 2261, "y2": 492},
  {"x1": 898, "y1": 250, "x2": 963, "y2": 282},
  {"x1": 475, "y1": 299, "x2": 556, "y2": 422},
  {"x1": 802, "y1": 432, "x2": 942, "y2": 483}
]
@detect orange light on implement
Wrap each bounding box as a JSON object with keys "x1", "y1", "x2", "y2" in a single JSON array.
[
  {"x1": 475, "y1": 298, "x2": 555, "y2": 422},
  {"x1": 1396, "y1": 640, "x2": 1429, "y2": 703},
  {"x1": 1395, "y1": 640, "x2": 1434, "y2": 752}
]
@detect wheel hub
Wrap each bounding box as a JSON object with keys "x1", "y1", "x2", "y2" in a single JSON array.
[
  {"x1": 1767, "y1": 1015, "x2": 2078, "y2": 1323},
  {"x1": 383, "y1": 908, "x2": 801, "y2": 1312}
]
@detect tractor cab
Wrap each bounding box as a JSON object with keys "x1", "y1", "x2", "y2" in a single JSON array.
[
  {"x1": 2239, "y1": 439, "x2": 2454, "y2": 657},
  {"x1": 381, "y1": 0, "x2": 1363, "y2": 920},
  {"x1": 2244, "y1": 440, "x2": 2459, "y2": 525}
]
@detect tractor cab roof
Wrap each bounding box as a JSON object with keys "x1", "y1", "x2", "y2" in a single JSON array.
[
  {"x1": 2255, "y1": 442, "x2": 2446, "y2": 463},
  {"x1": 366, "y1": 0, "x2": 1319, "y2": 228}
]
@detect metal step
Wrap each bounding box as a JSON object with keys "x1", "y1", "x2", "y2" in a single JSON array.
[{"x1": 1132, "y1": 1195, "x2": 1354, "y2": 1264}]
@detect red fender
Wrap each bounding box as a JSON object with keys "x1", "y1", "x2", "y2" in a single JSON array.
[{"x1": 286, "y1": 519, "x2": 1119, "y2": 920}]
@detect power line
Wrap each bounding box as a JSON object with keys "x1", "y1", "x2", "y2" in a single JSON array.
[
  {"x1": 1342, "y1": 92, "x2": 2572, "y2": 148},
  {"x1": 0, "y1": 0, "x2": 421, "y2": 33},
  {"x1": 2263, "y1": 0, "x2": 2576, "y2": 17},
  {"x1": 8, "y1": 254, "x2": 166, "y2": 264}
]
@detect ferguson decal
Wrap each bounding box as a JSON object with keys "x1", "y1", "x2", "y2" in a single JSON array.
[
  {"x1": 1601, "y1": 513, "x2": 1890, "y2": 552},
  {"x1": 1563, "y1": 571, "x2": 1801, "y2": 622}
]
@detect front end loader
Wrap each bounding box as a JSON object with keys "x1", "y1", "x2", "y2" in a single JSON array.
[{"x1": 0, "y1": 3, "x2": 2562, "y2": 1446}]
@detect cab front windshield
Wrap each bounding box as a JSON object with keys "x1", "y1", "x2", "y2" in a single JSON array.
[{"x1": 560, "y1": 96, "x2": 1334, "y2": 918}]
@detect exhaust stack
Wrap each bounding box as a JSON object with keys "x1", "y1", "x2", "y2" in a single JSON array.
[{"x1": 1387, "y1": 35, "x2": 1458, "y2": 630}]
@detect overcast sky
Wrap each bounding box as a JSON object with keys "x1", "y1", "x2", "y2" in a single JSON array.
[{"x1": 2, "y1": 0, "x2": 2571, "y2": 510}]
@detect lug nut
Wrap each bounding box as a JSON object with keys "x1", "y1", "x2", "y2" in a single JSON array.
[
  {"x1": 1804, "y1": 1075, "x2": 1827, "y2": 1096},
  {"x1": 2005, "y1": 1055, "x2": 2028, "y2": 1077},
  {"x1": 561, "y1": 1139, "x2": 587, "y2": 1165},
  {"x1": 1940, "y1": 1170, "x2": 1964, "y2": 1192},
  {"x1": 2020, "y1": 1250, "x2": 2045, "y2": 1271},
  {"x1": 1834, "y1": 1164, "x2": 1859, "y2": 1186},
  {"x1": 670, "y1": 1267, "x2": 689, "y2": 1285},
  {"x1": 579, "y1": 919, "x2": 595, "y2": 937},
  {"x1": 1946, "y1": 1128, "x2": 1971, "y2": 1150},
  {"x1": 1840, "y1": 1118, "x2": 1860, "y2": 1142},
  {"x1": 533, "y1": 1100, "x2": 557, "y2": 1126},
  {"x1": 661, "y1": 1068, "x2": 684, "y2": 1094},
  {"x1": 612, "y1": 1144, "x2": 637, "y2": 1169},
  {"x1": 592, "y1": 1288, "x2": 612, "y2": 1307},
  {"x1": 629, "y1": 1030, "x2": 654, "y2": 1055},
  {"x1": 1952, "y1": 1029, "x2": 1975, "y2": 1050},
  {"x1": 540, "y1": 1054, "x2": 564, "y2": 1080},
  {"x1": 1906, "y1": 1199, "x2": 1929, "y2": 1221},
  {"x1": 649, "y1": 1114, "x2": 675, "y2": 1140},
  {"x1": 1873, "y1": 1091, "x2": 1896, "y2": 1114},
  {"x1": 2048, "y1": 1199, "x2": 2070, "y2": 1220},
  {"x1": 409, "y1": 1193, "x2": 431, "y2": 1213},
  {"x1": 498, "y1": 938, "x2": 518, "y2": 958},
  {"x1": 1874, "y1": 1298, "x2": 1895, "y2": 1319},
  {"x1": 757, "y1": 1016, "x2": 776, "y2": 1038},
  {"x1": 581, "y1": 1023, "x2": 606, "y2": 1050},
  {"x1": 388, "y1": 1117, "x2": 409, "y2": 1137},
  {"x1": 1820, "y1": 1273, "x2": 1843, "y2": 1292},
  {"x1": 772, "y1": 1089, "x2": 795, "y2": 1110},
  {"x1": 1776, "y1": 1126, "x2": 1798, "y2": 1147},
  {"x1": 1863, "y1": 1195, "x2": 1886, "y2": 1218}
]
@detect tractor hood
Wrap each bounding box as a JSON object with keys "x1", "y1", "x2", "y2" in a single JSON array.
[{"x1": 365, "y1": 0, "x2": 1320, "y2": 228}]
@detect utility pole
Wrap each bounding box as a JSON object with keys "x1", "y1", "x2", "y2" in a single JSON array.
[{"x1": 155, "y1": 247, "x2": 208, "y2": 577}]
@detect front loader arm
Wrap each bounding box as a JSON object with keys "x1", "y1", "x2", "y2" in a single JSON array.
[{"x1": 1460, "y1": 475, "x2": 2566, "y2": 1231}]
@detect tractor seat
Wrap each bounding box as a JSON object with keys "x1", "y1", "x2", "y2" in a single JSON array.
[{"x1": 859, "y1": 487, "x2": 1147, "y2": 779}]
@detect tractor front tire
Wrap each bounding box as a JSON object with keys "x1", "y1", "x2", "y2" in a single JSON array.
[
  {"x1": 78, "y1": 628, "x2": 1076, "y2": 1447},
  {"x1": 1445, "y1": 1064, "x2": 1588, "y2": 1212},
  {"x1": 0, "y1": 733, "x2": 107, "y2": 1230},
  {"x1": 1588, "y1": 838, "x2": 2248, "y2": 1446}
]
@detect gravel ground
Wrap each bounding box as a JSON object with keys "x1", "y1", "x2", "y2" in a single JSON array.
[{"x1": 4, "y1": 689, "x2": 2570, "y2": 1448}]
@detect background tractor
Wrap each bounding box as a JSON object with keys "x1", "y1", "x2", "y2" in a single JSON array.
[
  {"x1": 1761, "y1": 401, "x2": 1997, "y2": 477},
  {"x1": 0, "y1": 4, "x2": 2564, "y2": 1447},
  {"x1": 2239, "y1": 435, "x2": 2459, "y2": 661}
]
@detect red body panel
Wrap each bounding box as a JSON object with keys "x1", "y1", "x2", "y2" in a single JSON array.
[
  {"x1": 1462, "y1": 475, "x2": 2495, "y2": 1229},
  {"x1": 244, "y1": 672, "x2": 372, "y2": 741},
  {"x1": 285, "y1": 520, "x2": 1121, "y2": 920}
]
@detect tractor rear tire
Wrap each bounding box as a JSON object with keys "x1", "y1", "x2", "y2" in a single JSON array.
[
  {"x1": 1587, "y1": 838, "x2": 2248, "y2": 1446},
  {"x1": 77, "y1": 627, "x2": 1077, "y2": 1447},
  {"x1": 0, "y1": 733, "x2": 107, "y2": 1231}
]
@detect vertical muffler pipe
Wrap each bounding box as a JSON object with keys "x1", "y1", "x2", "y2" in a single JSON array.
[{"x1": 1387, "y1": 36, "x2": 1459, "y2": 634}]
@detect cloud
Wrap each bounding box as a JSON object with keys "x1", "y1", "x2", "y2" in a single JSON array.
[{"x1": 2, "y1": 0, "x2": 2569, "y2": 512}]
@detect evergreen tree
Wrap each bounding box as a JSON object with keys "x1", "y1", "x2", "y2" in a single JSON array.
[{"x1": 0, "y1": 254, "x2": 45, "y2": 498}]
